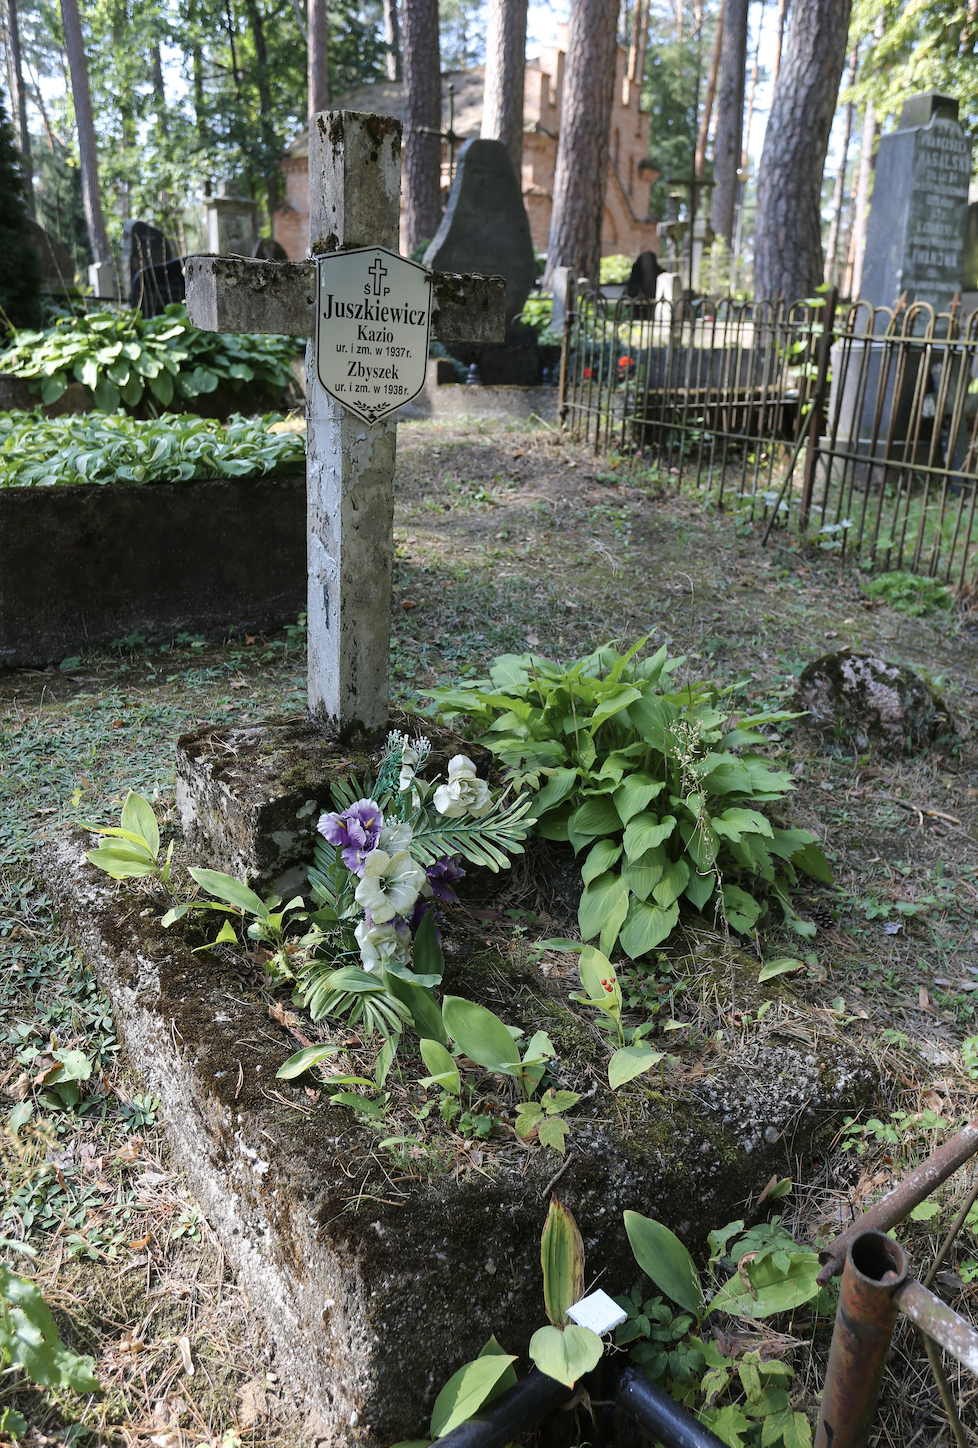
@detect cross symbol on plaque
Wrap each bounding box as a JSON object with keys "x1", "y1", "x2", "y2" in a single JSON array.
[
  {"x1": 185, "y1": 110, "x2": 505, "y2": 741},
  {"x1": 368, "y1": 256, "x2": 388, "y2": 295}
]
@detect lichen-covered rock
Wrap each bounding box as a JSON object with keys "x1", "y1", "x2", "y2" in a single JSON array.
[{"x1": 795, "y1": 650, "x2": 953, "y2": 753}]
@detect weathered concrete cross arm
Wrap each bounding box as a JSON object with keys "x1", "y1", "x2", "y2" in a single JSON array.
[{"x1": 184, "y1": 254, "x2": 506, "y2": 343}]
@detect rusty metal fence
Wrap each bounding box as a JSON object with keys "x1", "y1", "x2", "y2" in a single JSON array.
[{"x1": 558, "y1": 286, "x2": 978, "y2": 588}]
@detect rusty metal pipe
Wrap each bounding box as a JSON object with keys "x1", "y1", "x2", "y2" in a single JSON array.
[
  {"x1": 817, "y1": 1119, "x2": 978, "y2": 1285},
  {"x1": 814, "y1": 1231, "x2": 908, "y2": 1448},
  {"x1": 895, "y1": 1278, "x2": 978, "y2": 1376}
]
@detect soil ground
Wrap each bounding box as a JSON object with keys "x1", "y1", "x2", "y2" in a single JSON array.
[{"x1": 2, "y1": 415, "x2": 978, "y2": 1445}]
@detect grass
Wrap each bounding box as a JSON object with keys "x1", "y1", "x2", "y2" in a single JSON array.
[{"x1": 2, "y1": 416, "x2": 978, "y2": 1442}]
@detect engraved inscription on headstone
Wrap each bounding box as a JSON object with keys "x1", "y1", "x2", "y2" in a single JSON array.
[
  {"x1": 315, "y1": 246, "x2": 432, "y2": 424},
  {"x1": 861, "y1": 94, "x2": 973, "y2": 318}
]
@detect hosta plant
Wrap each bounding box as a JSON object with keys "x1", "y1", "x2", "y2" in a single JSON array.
[
  {"x1": 0, "y1": 302, "x2": 299, "y2": 414},
  {"x1": 428, "y1": 640, "x2": 832, "y2": 958}
]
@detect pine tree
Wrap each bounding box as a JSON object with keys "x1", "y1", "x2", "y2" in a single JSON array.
[{"x1": 0, "y1": 87, "x2": 41, "y2": 331}]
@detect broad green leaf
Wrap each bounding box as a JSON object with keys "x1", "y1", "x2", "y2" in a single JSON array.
[
  {"x1": 620, "y1": 846, "x2": 666, "y2": 901},
  {"x1": 478, "y1": 1335, "x2": 519, "y2": 1404},
  {"x1": 722, "y1": 884, "x2": 763, "y2": 934},
  {"x1": 442, "y1": 997, "x2": 520, "y2": 1075},
  {"x1": 419, "y1": 1038, "x2": 460, "y2": 1097},
  {"x1": 623, "y1": 1211, "x2": 703, "y2": 1314},
  {"x1": 570, "y1": 796, "x2": 623, "y2": 840},
  {"x1": 707, "y1": 1252, "x2": 821, "y2": 1320},
  {"x1": 528, "y1": 1324, "x2": 603, "y2": 1387},
  {"x1": 582, "y1": 839, "x2": 623, "y2": 886},
  {"x1": 538, "y1": 1117, "x2": 570, "y2": 1153},
  {"x1": 696, "y1": 756, "x2": 753, "y2": 794},
  {"x1": 652, "y1": 858, "x2": 689, "y2": 908},
  {"x1": 619, "y1": 898, "x2": 679, "y2": 958},
  {"x1": 622, "y1": 813, "x2": 677, "y2": 860},
  {"x1": 613, "y1": 771, "x2": 665, "y2": 825},
  {"x1": 589, "y1": 684, "x2": 642, "y2": 728},
  {"x1": 787, "y1": 839, "x2": 833, "y2": 884},
  {"x1": 578, "y1": 944, "x2": 617, "y2": 1002},
  {"x1": 711, "y1": 808, "x2": 774, "y2": 843},
  {"x1": 578, "y1": 872, "x2": 629, "y2": 948},
  {"x1": 429, "y1": 1353, "x2": 519, "y2": 1437},
  {"x1": 86, "y1": 846, "x2": 160, "y2": 879},
  {"x1": 79, "y1": 824, "x2": 156, "y2": 856},
  {"x1": 50, "y1": 1049, "x2": 91, "y2": 1082},
  {"x1": 213, "y1": 919, "x2": 238, "y2": 945},
  {"x1": 413, "y1": 907, "x2": 445, "y2": 982},
  {"x1": 541, "y1": 1196, "x2": 585, "y2": 1325},
  {"x1": 330, "y1": 1091, "x2": 384, "y2": 1115},
  {"x1": 627, "y1": 694, "x2": 676, "y2": 750},
  {"x1": 384, "y1": 972, "x2": 448, "y2": 1045},
  {"x1": 609, "y1": 1044, "x2": 663, "y2": 1089},
  {"x1": 276, "y1": 1044, "x2": 343, "y2": 1079},
  {"x1": 758, "y1": 958, "x2": 805, "y2": 983},
  {"x1": 187, "y1": 867, "x2": 269, "y2": 919},
  {"x1": 533, "y1": 767, "x2": 580, "y2": 815},
  {"x1": 683, "y1": 869, "x2": 715, "y2": 910}
]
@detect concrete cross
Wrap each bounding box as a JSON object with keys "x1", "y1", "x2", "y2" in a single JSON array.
[{"x1": 185, "y1": 110, "x2": 505, "y2": 740}]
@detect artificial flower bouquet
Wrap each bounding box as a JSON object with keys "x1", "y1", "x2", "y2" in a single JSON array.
[{"x1": 294, "y1": 732, "x2": 536, "y2": 1034}]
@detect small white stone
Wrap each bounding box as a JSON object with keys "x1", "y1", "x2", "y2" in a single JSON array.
[{"x1": 567, "y1": 1289, "x2": 627, "y2": 1336}]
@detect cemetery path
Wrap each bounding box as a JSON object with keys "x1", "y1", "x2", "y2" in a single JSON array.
[{"x1": 2, "y1": 417, "x2": 978, "y2": 1444}]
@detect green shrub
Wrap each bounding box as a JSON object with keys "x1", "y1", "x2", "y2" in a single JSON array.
[
  {"x1": 0, "y1": 302, "x2": 301, "y2": 414},
  {"x1": 429, "y1": 642, "x2": 831, "y2": 957},
  {"x1": 0, "y1": 411, "x2": 305, "y2": 487},
  {"x1": 599, "y1": 254, "x2": 633, "y2": 284},
  {"x1": 862, "y1": 570, "x2": 953, "y2": 617}
]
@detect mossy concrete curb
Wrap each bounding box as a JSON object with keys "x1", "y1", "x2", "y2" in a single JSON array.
[
  {"x1": 39, "y1": 835, "x2": 878, "y2": 1444},
  {"x1": 0, "y1": 473, "x2": 304, "y2": 668}
]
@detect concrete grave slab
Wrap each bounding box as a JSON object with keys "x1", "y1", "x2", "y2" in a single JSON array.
[{"x1": 41, "y1": 828, "x2": 877, "y2": 1447}]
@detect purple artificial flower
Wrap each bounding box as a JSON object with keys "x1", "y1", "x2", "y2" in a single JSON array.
[
  {"x1": 425, "y1": 854, "x2": 465, "y2": 904},
  {"x1": 317, "y1": 798, "x2": 384, "y2": 875},
  {"x1": 409, "y1": 898, "x2": 443, "y2": 943}
]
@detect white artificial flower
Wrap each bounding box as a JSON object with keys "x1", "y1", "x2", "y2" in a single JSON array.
[
  {"x1": 355, "y1": 919, "x2": 412, "y2": 975},
  {"x1": 354, "y1": 848, "x2": 426, "y2": 923},
  {"x1": 379, "y1": 820, "x2": 413, "y2": 853},
  {"x1": 398, "y1": 742, "x2": 419, "y2": 792},
  {"x1": 433, "y1": 754, "x2": 492, "y2": 819}
]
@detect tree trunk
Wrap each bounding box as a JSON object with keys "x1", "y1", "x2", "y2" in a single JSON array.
[
  {"x1": 823, "y1": 40, "x2": 857, "y2": 284},
  {"x1": 481, "y1": 0, "x2": 528, "y2": 182},
  {"x1": 5, "y1": 0, "x2": 34, "y2": 216},
  {"x1": 752, "y1": 0, "x2": 852, "y2": 299},
  {"x1": 242, "y1": 0, "x2": 280, "y2": 213},
  {"x1": 308, "y1": 0, "x2": 329, "y2": 118},
  {"x1": 402, "y1": 0, "x2": 441, "y2": 251},
  {"x1": 627, "y1": 0, "x2": 648, "y2": 82},
  {"x1": 711, "y1": 0, "x2": 749, "y2": 245},
  {"x1": 543, "y1": 0, "x2": 619, "y2": 287},
  {"x1": 694, "y1": 7, "x2": 722, "y2": 211},
  {"x1": 384, "y1": 0, "x2": 401, "y2": 80},
  {"x1": 151, "y1": 42, "x2": 169, "y2": 138},
  {"x1": 849, "y1": 11, "x2": 883, "y2": 299},
  {"x1": 59, "y1": 0, "x2": 112, "y2": 266},
  {"x1": 771, "y1": 0, "x2": 788, "y2": 91},
  {"x1": 849, "y1": 95, "x2": 877, "y2": 299}
]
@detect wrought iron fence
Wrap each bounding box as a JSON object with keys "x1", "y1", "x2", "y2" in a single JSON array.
[{"x1": 558, "y1": 286, "x2": 978, "y2": 588}]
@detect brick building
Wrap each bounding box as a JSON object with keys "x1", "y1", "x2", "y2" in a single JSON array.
[{"x1": 273, "y1": 31, "x2": 659, "y2": 262}]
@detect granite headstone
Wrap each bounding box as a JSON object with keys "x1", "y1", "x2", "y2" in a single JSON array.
[
  {"x1": 424, "y1": 138, "x2": 535, "y2": 339},
  {"x1": 861, "y1": 93, "x2": 972, "y2": 320},
  {"x1": 123, "y1": 220, "x2": 175, "y2": 294},
  {"x1": 627, "y1": 251, "x2": 663, "y2": 300}
]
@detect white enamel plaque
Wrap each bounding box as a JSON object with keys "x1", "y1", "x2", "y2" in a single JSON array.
[{"x1": 315, "y1": 246, "x2": 432, "y2": 423}]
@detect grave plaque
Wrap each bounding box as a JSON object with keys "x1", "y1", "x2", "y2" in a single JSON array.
[
  {"x1": 861, "y1": 93, "x2": 972, "y2": 318},
  {"x1": 315, "y1": 245, "x2": 431, "y2": 422}
]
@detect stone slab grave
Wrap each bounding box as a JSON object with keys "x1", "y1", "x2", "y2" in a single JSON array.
[{"x1": 42, "y1": 110, "x2": 878, "y2": 1444}]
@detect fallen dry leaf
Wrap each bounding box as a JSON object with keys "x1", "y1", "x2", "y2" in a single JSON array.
[
  {"x1": 176, "y1": 1335, "x2": 194, "y2": 1377},
  {"x1": 237, "y1": 1378, "x2": 268, "y2": 1426}
]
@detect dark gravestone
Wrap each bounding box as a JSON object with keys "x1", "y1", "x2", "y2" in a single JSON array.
[
  {"x1": 627, "y1": 250, "x2": 663, "y2": 299},
  {"x1": 123, "y1": 220, "x2": 176, "y2": 300},
  {"x1": 861, "y1": 93, "x2": 972, "y2": 319},
  {"x1": 424, "y1": 138, "x2": 535, "y2": 340},
  {"x1": 24, "y1": 218, "x2": 75, "y2": 290}
]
